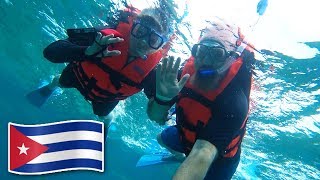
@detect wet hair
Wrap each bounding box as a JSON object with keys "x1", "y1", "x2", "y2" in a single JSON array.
[
  {"x1": 137, "y1": 8, "x2": 170, "y2": 35},
  {"x1": 199, "y1": 18, "x2": 239, "y2": 52},
  {"x1": 136, "y1": 15, "x2": 162, "y2": 33}
]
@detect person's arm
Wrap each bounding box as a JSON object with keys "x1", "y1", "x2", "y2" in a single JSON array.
[
  {"x1": 173, "y1": 139, "x2": 218, "y2": 180},
  {"x1": 146, "y1": 57, "x2": 190, "y2": 125},
  {"x1": 147, "y1": 98, "x2": 172, "y2": 125},
  {"x1": 43, "y1": 40, "x2": 89, "y2": 63},
  {"x1": 44, "y1": 32, "x2": 123, "y2": 63},
  {"x1": 142, "y1": 70, "x2": 174, "y2": 124}
]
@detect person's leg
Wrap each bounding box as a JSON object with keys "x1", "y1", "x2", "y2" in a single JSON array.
[
  {"x1": 98, "y1": 114, "x2": 114, "y2": 128},
  {"x1": 47, "y1": 75, "x2": 61, "y2": 90},
  {"x1": 26, "y1": 65, "x2": 76, "y2": 107},
  {"x1": 157, "y1": 126, "x2": 186, "y2": 161},
  {"x1": 204, "y1": 153, "x2": 241, "y2": 180},
  {"x1": 91, "y1": 100, "x2": 119, "y2": 127},
  {"x1": 46, "y1": 64, "x2": 77, "y2": 90}
]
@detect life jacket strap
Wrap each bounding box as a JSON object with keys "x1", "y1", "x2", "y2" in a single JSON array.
[
  {"x1": 95, "y1": 61, "x2": 144, "y2": 90},
  {"x1": 180, "y1": 87, "x2": 213, "y2": 108},
  {"x1": 74, "y1": 63, "x2": 127, "y2": 101}
]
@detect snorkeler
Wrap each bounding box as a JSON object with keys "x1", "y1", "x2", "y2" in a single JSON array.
[
  {"x1": 27, "y1": 6, "x2": 172, "y2": 125},
  {"x1": 147, "y1": 19, "x2": 256, "y2": 179}
]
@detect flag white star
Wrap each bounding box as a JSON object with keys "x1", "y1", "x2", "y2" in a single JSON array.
[{"x1": 17, "y1": 143, "x2": 29, "y2": 155}]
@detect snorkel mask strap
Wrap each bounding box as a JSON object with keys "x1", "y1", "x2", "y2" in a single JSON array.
[{"x1": 235, "y1": 40, "x2": 248, "y2": 56}]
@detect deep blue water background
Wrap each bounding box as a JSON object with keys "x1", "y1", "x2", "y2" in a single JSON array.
[{"x1": 0, "y1": 0, "x2": 319, "y2": 179}]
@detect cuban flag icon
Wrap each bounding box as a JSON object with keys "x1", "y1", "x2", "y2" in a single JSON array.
[{"x1": 8, "y1": 120, "x2": 104, "y2": 175}]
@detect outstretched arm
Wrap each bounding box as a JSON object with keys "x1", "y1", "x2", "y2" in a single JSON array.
[
  {"x1": 44, "y1": 33, "x2": 123, "y2": 63},
  {"x1": 43, "y1": 40, "x2": 88, "y2": 63},
  {"x1": 173, "y1": 140, "x2": 218, "y2": 180}
]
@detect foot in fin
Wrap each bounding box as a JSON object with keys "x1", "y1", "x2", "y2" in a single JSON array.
[
  {"x1": 136, "y1": 152, "x2": 183, "y2": 167},
  {"x1": 26, "y1": 85, "x2": 58, "y2": 107}
]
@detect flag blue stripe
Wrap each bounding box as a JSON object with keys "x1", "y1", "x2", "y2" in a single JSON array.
[
  {"x1": 13, "y1": 121, "x2": 102, "y2": 136},
  {"x1": 45, "y1": 140, "x2": 102, "y2": 153},
  {"x1": 13, "y1": 159, "x2": 102, "y2": 173}
]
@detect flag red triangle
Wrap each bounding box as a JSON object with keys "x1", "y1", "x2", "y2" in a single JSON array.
[{"x1": 9, "y1": 125, "x2": 48, "y2": 170}]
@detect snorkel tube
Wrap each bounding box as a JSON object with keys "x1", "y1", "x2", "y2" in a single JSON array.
[{"x1": 197, "y1": 57, "x2": 235, "y2": 77}]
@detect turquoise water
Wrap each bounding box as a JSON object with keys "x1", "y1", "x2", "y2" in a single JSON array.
[{"x1": 0, "y1": 0, "x2": 319, "y2": 179}]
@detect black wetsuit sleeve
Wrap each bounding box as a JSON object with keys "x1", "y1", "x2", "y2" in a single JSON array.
[
  {"x1": 43, "y1": 40, "x2": 97, "y2": 63},
  {"x1": 142, "y1": 70, "x2": 156, "y2": 99},
  {"x1": 197, "y1": 88, "x2": 248, "y2": 153}
]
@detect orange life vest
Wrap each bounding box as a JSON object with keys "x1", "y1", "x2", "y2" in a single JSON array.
[
  {"x1": 176, "y1": 55, "x2": 251, "y2": 158},
  {"x1": 71, "y1": 14, "x2": 167, "y2": 102}
]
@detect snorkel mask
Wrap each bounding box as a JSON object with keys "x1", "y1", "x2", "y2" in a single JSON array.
[{"x1": 192, "y1": 41, "x2": 239, "y2": 77}]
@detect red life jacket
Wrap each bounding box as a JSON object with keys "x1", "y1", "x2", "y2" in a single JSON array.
[
  {"x1": 71, "y1": 13, "x2": 167, "y2": 102},
  {"x1": 176, "y1": 56, "x2": 251, "y2": 158}
]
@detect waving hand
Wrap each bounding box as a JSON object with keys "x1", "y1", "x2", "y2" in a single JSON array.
[{"x1": 156, "y1": 56, "x2": 190, "y2": 101}]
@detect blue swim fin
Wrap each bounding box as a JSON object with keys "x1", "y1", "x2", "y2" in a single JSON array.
[
  {"x1": 136, "y1": 152, "x2": 181, "y2": 167},
  {"x1": 26, "y1": 85, "x2": 58, "y2": 107}
]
